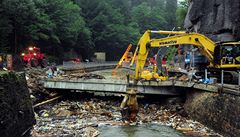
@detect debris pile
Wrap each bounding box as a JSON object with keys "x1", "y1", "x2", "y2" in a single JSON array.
[
  {"x1": 32, "y1": 98, "x2": 222, "y2": 137},
  {"x1": 26, "y1": 67, "x2": 107, "y2": 104},
  {"x1": 26, "y1": 68, "x2": 222, "y2": 136},
  {"x1": 25, "y1": 68, "x2": 53, "y2": 104},
  {"x1": 94, "y1": 69, "x2": 129, "y2": 80},
  {"x1": 138, "y1": 104, "x2": 220, "y2": 136},
  {"x1": 26, "y1": 68, "x2": 46, "y2": 93},
  {"x1": 62, "y1": 73, "x2": 105, "y2": 80}
]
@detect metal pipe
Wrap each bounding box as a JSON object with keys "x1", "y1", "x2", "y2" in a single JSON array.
[
  {"x1": 238, "y1": 71, "x2": 240, "y2": 91},
  {"x1": 221, "y1": 70, "x2": 224, "y2": 90},
  {"x1": 205, "y1": 69, "x2": 207, "y2": 80},
  {"x1": 167, "y1": 27, "x2": 176, "y2": 37},
  {"x1": 130, "y1": 45, "x2": 139, "y2": 67}
]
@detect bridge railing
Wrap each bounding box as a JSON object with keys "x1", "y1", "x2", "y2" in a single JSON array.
[
  {"x1": 239, "y1": 71, "x2": 240, "y2": 91},
  {"x1": 220, "y1": 70, "x2": 240, "y2": 93}
]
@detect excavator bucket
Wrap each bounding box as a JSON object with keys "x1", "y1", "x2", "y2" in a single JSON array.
[{"x1": 120, "y1": 88, "x2": 138, "y2": 122}]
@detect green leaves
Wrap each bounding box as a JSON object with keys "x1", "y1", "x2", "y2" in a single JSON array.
[
  {"x1": 0, "y1": 10, "x2": 12, "y2": 53},
  {"x1": 0, "y1": 0, "x2": 180, "y2": 60},
  {"x1": 130, "y1": 1, "x2": 167, "y2": 32},
  {"x1": 176, "y1": 0, "x2": 188, "y2": 27},
  {"x1": 0, "y1": 0, "x2": 90, "y2": 59},
  {"x1": 38, "y1": 0, "x2": 83, "y2": 44}
]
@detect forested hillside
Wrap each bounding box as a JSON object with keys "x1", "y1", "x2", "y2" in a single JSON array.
[{"x1": 0, "y1": 0, "x2": 187, "y2": 62}]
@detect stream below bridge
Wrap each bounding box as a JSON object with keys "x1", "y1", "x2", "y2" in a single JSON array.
[{"x1": 99, "y1": 124, "x2": 187, "y2": 137}]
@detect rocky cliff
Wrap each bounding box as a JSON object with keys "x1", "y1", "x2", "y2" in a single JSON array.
[{"x1": 184, "y1": 0, "x2": 240, "y2": 41}]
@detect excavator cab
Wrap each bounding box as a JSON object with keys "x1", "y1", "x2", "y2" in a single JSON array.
[{"x1": 214, "y1": 42, "x2": 240, "y2": 67}]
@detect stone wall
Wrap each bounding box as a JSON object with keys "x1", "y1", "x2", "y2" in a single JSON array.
[
  {"x1": 0, "y1": 72, "x2": 35, "y2": 137},
  {"x1": 184, "y1": 0, "x2": 240, "y2": 41},
  {"x1": 184, "y1": 91, "x2": 240, "y2": 137}
]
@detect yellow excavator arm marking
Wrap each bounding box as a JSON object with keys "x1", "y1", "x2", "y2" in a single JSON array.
[{"x1": 134, "y1": 30, "x2": 240, "y2": 81}]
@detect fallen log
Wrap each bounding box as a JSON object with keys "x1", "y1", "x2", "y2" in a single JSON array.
[
  {"x1": 176, "y1": 127, "x2": 193, "y2": 132},
  {"x1": 34, "y1": 96, "x2": 62, "y2": 108}
]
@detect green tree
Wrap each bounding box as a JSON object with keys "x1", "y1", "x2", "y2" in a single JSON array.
[
  {"x1": 77, "y1": 0, "x2": 140, "y2": 60},
  {"x1": 35, "y1": 0, "x2": 90, "y2": 60},
  {"x1": 0, "y1": 0, "x2": 52, "y2": 53},
  {"x1": 0, "y1": 0, "x2": 181, "y2": 61},
  {"x1": 35, "y1": 0, "x2": 83, "y2": 44},
  {"x1": 176, "y1": 0, "x2": 188, "y2": 28},
  {"x1": 165, "y1": 0, "x2": 178, "y2": 29},
  {"x1": 130, "y1": 1, "x2": 166, "y2": 33},
  {"x1": 0, "y1": 0, "x2": 90, "y2": 61},
  {"x1": 0, "y1": 4, "x2": 12, "y2": 53}
]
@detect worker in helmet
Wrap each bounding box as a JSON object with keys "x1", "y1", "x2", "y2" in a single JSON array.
[{"x1": 185, "y1": 51, "x2": 192, "y2": 69}]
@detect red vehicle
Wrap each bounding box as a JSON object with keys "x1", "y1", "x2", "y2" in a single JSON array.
[
  {"x1": 63, "y1": 58, "x2": 81, "y2": 63},
  {"x1": 21, "y1": 47, "x2": 47, "y2": 67}
]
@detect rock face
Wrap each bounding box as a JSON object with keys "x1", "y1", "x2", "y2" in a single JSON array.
[
  {"x1": 184, "y1": 91, "x2": 240, "y2": 137},
  {"x1": 0, "y1": 72, "x2": 35, "y2": 137},
  {"x1": 184, "y1": 0, "x2": 240, "y2": 41}
]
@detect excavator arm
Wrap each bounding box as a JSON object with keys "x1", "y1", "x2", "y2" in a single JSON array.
[
  {"x1": 122, "y1": 30, "x2": 240, "y2": 122},
  {"x1": 134, "y1": 30, "x2": 217, "y2": 81},
  {"x1": 151, "y1": 33, "x2": 216, "y2": 63}
]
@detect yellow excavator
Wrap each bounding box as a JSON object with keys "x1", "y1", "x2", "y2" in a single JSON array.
[
  {"x1": 121, "y1": 30, "x2": 240, "y2": 121},
  {"x1": 132, "y1": 30, "x2": 240, "y2": 81}
]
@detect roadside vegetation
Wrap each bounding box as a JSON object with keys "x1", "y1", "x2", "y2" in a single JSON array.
[{"x1": 0, "y1": 0, "x2": 187, "y2": 61}]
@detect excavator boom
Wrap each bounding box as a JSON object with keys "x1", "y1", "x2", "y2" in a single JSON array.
[
  {"x1": 134, "y1": 30, "x2": 240, "y2": 81},
  {"x1": 121, "y1": 30, "x2": 216, "y2": 122},
  {"x1": 121, "y1": 30, "x2": 240, "y2": 122},
  {"x1": 150, "y1": 33, "x2": 215, "y2": 63}
]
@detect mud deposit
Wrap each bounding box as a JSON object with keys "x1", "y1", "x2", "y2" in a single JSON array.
[{"x1": 185, "y1": 91, "x2": 240, "y2": 137}]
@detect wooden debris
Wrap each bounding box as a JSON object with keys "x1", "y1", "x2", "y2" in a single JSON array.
[
  {"x1": 176, "y1": 127, "x2": 193, "y2": 132},
  {"x1": 33, "y1": 96, "x2": 62, "y2": 108}
]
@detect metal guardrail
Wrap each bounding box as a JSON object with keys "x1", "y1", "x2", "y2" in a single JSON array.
[
  {"x1": 219, "y1": 70, "x2": 240, "y2": 95},
  {"x1": 237, "y1": 71, "x2": 240, "y2": 92}
]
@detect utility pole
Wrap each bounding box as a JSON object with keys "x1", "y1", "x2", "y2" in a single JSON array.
[
  {"x1": 238, "y1": 71, "x2": 240, "y2": 91},
  {"x1": 221, "y1": 70, "x2": 224, "y2": 92}
]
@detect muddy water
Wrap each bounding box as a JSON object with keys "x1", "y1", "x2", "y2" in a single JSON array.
[{"x1": 99, "y1": 124, "x2": 188, "y2": 137}]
